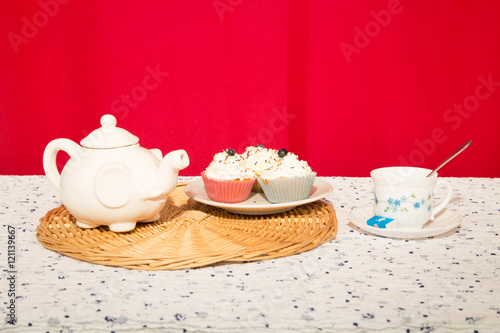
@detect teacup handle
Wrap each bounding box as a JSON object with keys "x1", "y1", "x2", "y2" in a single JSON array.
[{"x1": 430, "y1": 179, "x2": 452, "y2": 220}]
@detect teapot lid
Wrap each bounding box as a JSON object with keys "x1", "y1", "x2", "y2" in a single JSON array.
[{"x1": 80, "y1": 115, "x2": 139, "y2": 148}]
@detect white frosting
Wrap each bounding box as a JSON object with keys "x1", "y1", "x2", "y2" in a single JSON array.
[
  {"x1": 259, "y1": 152, "x2": 313, "y2": 179},
  {"x1": 242, "y1": 146, "x2": 279, "y2": 176},
  {"x1": 204, "y1": 151, "x2": 256, "y2": 180}
]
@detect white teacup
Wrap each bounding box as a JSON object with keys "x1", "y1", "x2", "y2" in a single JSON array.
[{"x1": 370, "y1": 167, "x2": 452, "y2": 229}]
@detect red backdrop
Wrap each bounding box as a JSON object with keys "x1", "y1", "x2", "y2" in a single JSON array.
[{"x1": 1, "y1": 0, "x2": 500, "y2": 177}]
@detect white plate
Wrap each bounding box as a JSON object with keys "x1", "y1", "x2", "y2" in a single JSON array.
[
  {"x1": 348, "y1": 206, "x2": 462, "y2": 239},
  {"x1": 184, "y1": 178, "x2": 333, "y2": 215}
]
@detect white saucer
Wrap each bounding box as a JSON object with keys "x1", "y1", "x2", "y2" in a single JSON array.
[
  {"x1": 348, "y1": 206, "x2": 462, "y2": 239},
  {"x1": 184, "y1": 178, "x2": 333, "y2": 215}
]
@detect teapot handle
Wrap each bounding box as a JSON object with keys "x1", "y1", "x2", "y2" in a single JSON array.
[{"x1": 43, "y1": 138, "x2": 82, "y2": 191}]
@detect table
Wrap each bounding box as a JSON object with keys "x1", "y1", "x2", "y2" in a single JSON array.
[{"x1": 1, "y1": 176, "x2": 499, "y2": 332}]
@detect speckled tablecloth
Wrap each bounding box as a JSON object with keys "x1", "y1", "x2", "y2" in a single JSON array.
[{"x1": 1, "y1": 176, "x2": 499, "y2": 333}]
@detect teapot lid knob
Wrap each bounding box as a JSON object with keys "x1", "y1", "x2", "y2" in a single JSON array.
[
  {"x1": 101, "y1": 114, "x2": 117, "y2": 129},
  {"x1": 80, "y1": 114, "x2": 139, "y2": 149}
]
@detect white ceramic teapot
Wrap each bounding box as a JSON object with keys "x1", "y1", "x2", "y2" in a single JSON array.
[{"x1": 43, "y1": 114, "x2": 189, "y2": 232}]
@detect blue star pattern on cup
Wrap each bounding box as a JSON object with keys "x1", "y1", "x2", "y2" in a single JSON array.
[{"x1": 375, "y1": 193, "x2": 432, "y2": 213}]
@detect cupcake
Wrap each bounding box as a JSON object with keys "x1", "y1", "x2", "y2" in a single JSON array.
[
  {"x1": 201, "y1": 148, "x2": 256, "y2": 203},
  {"x1": 242, "y1": 145, "x2": 280, "y2": 192},
  {"x1": 257, "y1": 149, "x2": 316, "y2": 204}
]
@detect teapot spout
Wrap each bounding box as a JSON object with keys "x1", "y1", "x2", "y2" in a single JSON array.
[{"x1": 146, "y1": 149, "x2": 189, "y2": 200}]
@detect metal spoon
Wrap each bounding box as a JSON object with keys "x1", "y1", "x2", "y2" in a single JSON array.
[{"x1": 427, "y1": 139, "x2": 472, "y2": 177}]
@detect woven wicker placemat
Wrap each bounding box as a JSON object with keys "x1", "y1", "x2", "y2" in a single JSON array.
[{"x1": 36, "y1": 183, "x2": 338, "y2": 270}]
